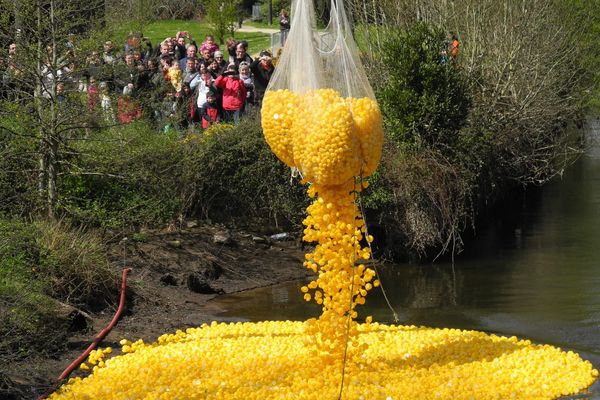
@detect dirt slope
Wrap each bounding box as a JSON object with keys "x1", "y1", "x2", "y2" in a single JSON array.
[{"x1": 5, "y1": 224, "x2": 311, "y2": 399}]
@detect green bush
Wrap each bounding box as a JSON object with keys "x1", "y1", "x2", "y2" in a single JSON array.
[
  {"x1": 0, "y1": 103, "x2": 39, "y2": 217},
  {"x1": 58, "y1": 116, "x2": 306, "y2": 231},
  {"x1": 375, "y1": 23, "x2": 470, "y2": 154},
  {"x1": 180, "y1": 116, "x2": 307, "y2": 230},
  {"x1": 260, "y1": 0, "x2": 291, "y2": 24},
  {"x1": 60, "y1": 121, "x2": 184, "y2": 229},
  {"x1": 360, "y1": 23, "x2": 473, "y2": 258}
]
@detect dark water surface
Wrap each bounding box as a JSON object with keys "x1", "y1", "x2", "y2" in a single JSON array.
[{"x1": 212, "y1": 120, "x2": 600, "y2": 398}]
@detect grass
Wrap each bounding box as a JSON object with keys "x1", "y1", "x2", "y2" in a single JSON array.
[
  {"x1": 0, "y1": 219, "x2": 118, "y2": 360},
  {"x1": 244, "y1": 20, "x2": 279, "y2": 30},
  {"x1": 110, "y1": 19, "x2": 273, "y2": 58}
]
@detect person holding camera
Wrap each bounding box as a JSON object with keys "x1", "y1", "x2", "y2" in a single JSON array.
[
  {"x1": 250, "y1": 50, "x2": 274, "y2": 107},
  {"x1": 214, "y1": 63, "x2": 247, "y2": 124},
  {"x1": 175, "y1": 31, "x2": 196, "y2": 61},
  {"x1": 279, "y1": 9, "x2": 290, "y2": 47},
  {"x1": 200, "y1": 90, "x2": 221, "y2": 129}
]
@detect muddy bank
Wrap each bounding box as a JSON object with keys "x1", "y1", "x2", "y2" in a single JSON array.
[{"x1": 5, "y1": 224, "x2": 311, "y2": 399}]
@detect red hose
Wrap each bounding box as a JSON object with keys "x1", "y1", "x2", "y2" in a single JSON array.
[{"x1": 39, "y1": 267, "x2": 132, "y2": 399}]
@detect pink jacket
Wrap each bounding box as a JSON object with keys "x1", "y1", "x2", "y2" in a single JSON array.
[
  {"x1": 215, "y1": 75, "x2": 247, "y2": 111},
  {"x1": 200, "y1": 42, "x2": 219, "y2": 55}
]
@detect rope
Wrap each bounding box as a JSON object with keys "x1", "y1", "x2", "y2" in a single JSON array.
[{"x1": 356, "y1": 177, "x2": 399, "y2": 323}]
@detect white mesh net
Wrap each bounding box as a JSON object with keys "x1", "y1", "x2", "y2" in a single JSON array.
[
  {"x1": 261, "y1": 0, "x2": 383, "y2": 186},
  {"x1": 267, "y1": 0, "x2": 374, "y2": 100}
]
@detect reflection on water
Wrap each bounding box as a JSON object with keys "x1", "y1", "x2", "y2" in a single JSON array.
[{"x1": 212, "y1": 120, "x2": 600, "y2": 397}]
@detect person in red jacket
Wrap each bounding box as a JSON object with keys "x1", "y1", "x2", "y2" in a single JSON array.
[
  {"x1": 214, "y1": 64, "x2": 247, "y2": 124},
  {"x1": 117, "y1": 85, "x2": 142, "y2": 124}
]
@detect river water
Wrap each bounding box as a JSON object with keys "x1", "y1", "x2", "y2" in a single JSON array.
[{"x1": 212, "y1": 120, "x2": 600, "y2": 398}]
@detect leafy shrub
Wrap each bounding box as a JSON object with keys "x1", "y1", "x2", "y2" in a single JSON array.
[
  {"x1": 58, "y1": 116, "x2": 306, "y2": 231},
  {"x1": 260, "y1": 0, "x2": 291, "y2": 23},
  {"x1": 0, "y1": 104, "x2": 39, "y2": 217},
  {"x1": 205, "y1": 0, "x2": 241, "y2": 44},
  {"x1": 360, "y1": 23, "x2": 473, "y2": 258},
  {"x1": 180, "y1": 115, "x2": 307, "y2": 230},
  {"x1": 373, "y1": 23, "x2": 470, "y2": 154},
  {"x1": 60, "y1": 121, "x2": 184, "y2": 229}
]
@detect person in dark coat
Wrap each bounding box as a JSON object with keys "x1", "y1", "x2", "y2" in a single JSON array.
[
  {"x1": 200, "y1": 90, "x2": 221, "y2": 129},
  {"x1": 233, "y1": 42, "x2": 253, "y2": 70},
  {"x1": 250, "y1": 50, "x2": 274, "y2": 107},
  {"x1": 279, "y1": 9, "x2": 290, "y2": 46}
]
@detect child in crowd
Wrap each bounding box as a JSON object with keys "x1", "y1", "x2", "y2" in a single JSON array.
[
  {"x1": 200, "y1": 35, "x2": 219, "y2": 56},
  {"x1": 117, "y1": 85, "x2": 142, "y2": 124},
  {"x1": 159, "y1": 85, "x2": 178, "y2": 132},
  {"x1": 87, "y1": 77, "x2": 99, "y2": 112},
  {"x1": 99, "y1": 82, "x2": 115, "y2": 123},
  {"x1": 200, "y1": 90, "x2": 221, "y2": 129},
  {"x1": 168, "y1": 60, "x2": 183, "y2": 94}
]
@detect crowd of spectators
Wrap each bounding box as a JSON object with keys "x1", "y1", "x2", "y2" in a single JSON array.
[{"x1": 1, "y1": 30, "x2": 276, "y2": 132}]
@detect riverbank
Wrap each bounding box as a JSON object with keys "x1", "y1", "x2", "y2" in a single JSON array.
[{"x1": 3, "y1": 224, "x2": 311, "y2": 399}]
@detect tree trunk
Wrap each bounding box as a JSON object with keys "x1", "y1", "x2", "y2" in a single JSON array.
[
  {"x1": 36, "y1": 0, "x2": 47, "y2": 205},
  {"x1": 47, "y1": 136, "x2": 58, "y2": 219},
  {"x1": 47, "y1": 0, "x2": 58, "y2": 219}
]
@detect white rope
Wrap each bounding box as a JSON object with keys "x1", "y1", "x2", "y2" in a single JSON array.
[{"x1": 357, "y1": 176, "x2": 400, "y2": 323}]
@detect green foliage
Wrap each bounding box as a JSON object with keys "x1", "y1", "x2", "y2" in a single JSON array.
[
  {"x1": 180, "y1": 116, "x2": 307, "y2": 228},
  {"x1": 205, "y1": 0, "x2": 241, "y2": 44},
  {"x1": 0, "y1": 104, "x2": 39, "y2": 216},
  {"x1": 360, "y1": 146, "x2": 395, "y2": 212},
  {"x1": 60, "y1": 121, "x2": 183, "y2": 229},
  {"x1": 131, "y1": 232, "x2": 148, "y2": 242},
  {"x1": 359, "y1": 23, "x2": 474, "y2": 257},
  {"x1": 55, "y1": 115, "x2": 305, "y2": 231},
  {"x1": 375, "y1": 23, "x2": 470, "y2": 154},
  {"x1": 106, "y1": 0, "x2": 203, "y2": 23},
  {"x1": 260, "y1": 0, "x2": 290, "y2": 24},
  {"x1": 557, "y1": 0, "x2": 600, "y2": 111}
]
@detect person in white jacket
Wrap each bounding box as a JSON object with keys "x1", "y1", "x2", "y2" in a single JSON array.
[
  {"x1": 238, "y1": 61, "x2": 254, "y2": 113},
  {"x1": 190, "y1": 67, "x2": 216, "y2": 119}
]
